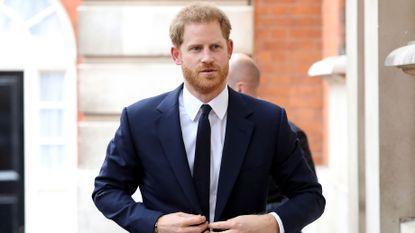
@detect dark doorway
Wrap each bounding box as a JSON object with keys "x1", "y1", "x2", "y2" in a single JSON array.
[{"x1": 0, "y1": 72, "x2": 24, "y2": 233}]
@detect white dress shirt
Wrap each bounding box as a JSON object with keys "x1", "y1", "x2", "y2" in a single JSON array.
[
  {"x1": 179, "y1": 85, "x2": 285, "y2": 233},
  {"x1": 179, "y1": 86, "x2": 228, "y2": 223}
]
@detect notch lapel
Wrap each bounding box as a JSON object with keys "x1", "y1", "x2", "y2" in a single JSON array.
[
  {"x1": 156, "y1": 85, "x2": 201, "y2": 213},
  {"x1": 215, "y1": 89, "x2": 254, "y2": 220}
]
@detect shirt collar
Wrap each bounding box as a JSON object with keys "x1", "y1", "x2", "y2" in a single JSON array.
[{"x1": 182, "y1": 85, "x2": 228, "y2": 121}]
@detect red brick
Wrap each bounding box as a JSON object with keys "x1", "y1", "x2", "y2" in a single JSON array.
[
  {"x1": 293, "y1": 5, "x2": 322, "y2": 15},
  {"x1": 289, "y1": 28, "x2": 322, "y2": 38},
  {"x1": 254, "y1": 0, "x2": 327, "y2": 165},
  {"x1": 290, "y1": 85, "x2": 323, "y2": 97},
  {"x1": 291, "y1": 16, "x2": 322, "y2": 27}
]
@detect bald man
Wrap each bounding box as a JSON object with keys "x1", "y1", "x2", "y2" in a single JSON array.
[
  {"x1": 228, "y1": 53, "x2": 261, "y2": 97},
  {"x1": 227, "y1": 53, "x2": 317, "y2": 209}
]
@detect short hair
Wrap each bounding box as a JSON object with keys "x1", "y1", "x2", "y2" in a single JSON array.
[{"x1": 169, "y1": 3, "x2": 232, "y2": 48}]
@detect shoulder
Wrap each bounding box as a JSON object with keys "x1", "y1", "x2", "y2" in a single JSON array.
[
  {"x1": 125, "y1": 84, "x2": 182, "y2": 116},
  {"x1": 127, "y1": 92, "x2": 168, "y2": 112},
  {"x1": 231, "y1": 89, "x2": 285, "y2": 117}
]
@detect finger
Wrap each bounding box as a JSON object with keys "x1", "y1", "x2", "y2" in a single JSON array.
[
  {"x1": 177, "y1": 212, "x2": 198, "y2": 217},
  {"x1": 178, "y1": 212, "x2": 205, "y2": 219},
  {"x1": 180, "y1": 214, "x2": 207, "y2": 226},
  {"x1": 208, "y1": 221, "x2": 231, "y2": 230},
  {"x1": 187, "y1": 221, "x2": 209, "y2": 232}
]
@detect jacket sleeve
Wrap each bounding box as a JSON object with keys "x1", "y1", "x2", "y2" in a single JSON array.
[
  {"x1": 271, "y1": 109, "x2": 325, "y2": 233},
  {"x1": 289, "y1": 122, "x2": 317, "y2": 176},
  {"x1": 92, "y1": 108, "x2": 163, "y2": 233}
]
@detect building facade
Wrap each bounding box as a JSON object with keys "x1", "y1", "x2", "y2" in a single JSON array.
[{"x1": 1, "y1": 0, "x2": 415, "y2": 232}]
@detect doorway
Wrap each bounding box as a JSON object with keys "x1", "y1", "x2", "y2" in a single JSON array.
[{"x1": 0, "y1": 71, "x2": 24, "y2": 233}]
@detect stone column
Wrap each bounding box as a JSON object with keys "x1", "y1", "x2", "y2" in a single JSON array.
[
  {"x1": 346, "y1": 0, "x2": 366, "y2": 232},
  {"x1": 307, "y1": 55, "x2": 348, "y2": 233}
]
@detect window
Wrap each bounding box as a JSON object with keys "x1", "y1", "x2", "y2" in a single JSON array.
[{"x1": 38, "y1": 71, "x2": 66, "y2": 170}]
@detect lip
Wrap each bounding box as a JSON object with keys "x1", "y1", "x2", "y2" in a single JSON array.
[{"x1": 200, "y1": 69, "x2": 217, "y2": 73}]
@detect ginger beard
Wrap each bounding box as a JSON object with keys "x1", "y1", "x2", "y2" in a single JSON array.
[{"x1": 182, "y1": 62, "x2": 229, "y2": 95}]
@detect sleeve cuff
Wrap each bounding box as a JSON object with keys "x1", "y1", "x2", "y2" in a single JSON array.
[{"x1": 270, "y1": 212, "x2": 285, "y2": 233}]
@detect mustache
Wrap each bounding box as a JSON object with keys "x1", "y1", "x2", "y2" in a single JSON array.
[{"x1": 197, "y1": 64, "x2": 220, "y2": 72}]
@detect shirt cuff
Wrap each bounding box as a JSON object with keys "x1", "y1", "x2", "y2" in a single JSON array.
[{"x1": 270, "y1": 212, "x2": 285, "y2": 233}]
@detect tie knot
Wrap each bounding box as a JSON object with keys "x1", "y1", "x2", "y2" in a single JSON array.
[{"x1": 200, "y1": 104, "x2": 212, "y2": 117}]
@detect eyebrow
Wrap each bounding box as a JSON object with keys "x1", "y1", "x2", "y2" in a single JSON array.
[{"x1": 186, "y1": 41, "x2": 224, "y2": 47}]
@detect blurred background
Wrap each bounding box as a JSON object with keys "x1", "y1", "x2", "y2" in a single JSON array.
[{"x1": 0, "y1": 0, "x2": 415, "y2": 233}]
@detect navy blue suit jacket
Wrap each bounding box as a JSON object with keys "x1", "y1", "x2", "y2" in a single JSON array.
[{"x1": 92, "y1": 85, "x2": 325, "y2": 233}]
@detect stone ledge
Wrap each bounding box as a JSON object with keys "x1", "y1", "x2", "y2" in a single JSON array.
[
  {"x1": 308, "y1": 55, "x2": 347, "y2": 83},
  {"x1": 78, "y1": 62, "x2": 183, "y2": 114},
  {"x1": 78, "y1": 5, "x2": 253, "y2": 56}
]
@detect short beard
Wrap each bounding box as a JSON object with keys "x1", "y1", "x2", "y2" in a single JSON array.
[{"x1": 182, "y1": 63, "x2": 228, "y2": 95}]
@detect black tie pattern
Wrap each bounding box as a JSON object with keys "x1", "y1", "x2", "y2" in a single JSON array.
[{"x1": 193, "y1": 104, "x2": 212, "y2": 220}]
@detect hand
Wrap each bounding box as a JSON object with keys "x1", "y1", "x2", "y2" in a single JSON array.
[
  {"x1": 208, "y1": 214, "x2": 279, "y2": 233},
  {"x1": 156, "y1": 212, "x2": 208, "y2": 233}
]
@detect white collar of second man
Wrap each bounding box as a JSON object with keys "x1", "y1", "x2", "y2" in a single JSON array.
[{"x1": 182, "y1": 85, "x2": 228, "y2": 122}]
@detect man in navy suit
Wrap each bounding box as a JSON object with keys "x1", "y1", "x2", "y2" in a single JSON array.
[
  {"x1": 92, "y1": 3, "x2": 325, "y2": 233},
  {"x1": 227, "y1": 53, "x2": 317, "y2": 210}
]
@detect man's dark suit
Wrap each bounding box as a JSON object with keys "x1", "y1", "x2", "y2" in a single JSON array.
[
  {"x1": 267, "y1": 122, "x2": 317, "y2": 206},
  {"x1": 92, "y1": 84, "x2": 325, "y2": 233}
]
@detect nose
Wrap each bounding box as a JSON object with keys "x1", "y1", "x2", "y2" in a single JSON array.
[{"x1": 200, "y1": 49, "x2": 214, "y2": 64}]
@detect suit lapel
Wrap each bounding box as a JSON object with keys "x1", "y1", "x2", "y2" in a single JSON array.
[
  {"x1": 156, "y1": 84, "x2": 201, "y2": 213},
  {"x1": 215, "y1": 89, "x2": 254, "y2": 220}
]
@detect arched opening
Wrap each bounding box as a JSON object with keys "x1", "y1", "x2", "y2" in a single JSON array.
[{"x1": 0, "y1": 1, "x2": 77, "y2": 232}]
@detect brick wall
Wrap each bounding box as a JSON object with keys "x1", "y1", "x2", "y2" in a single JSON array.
[
  {"x1": 253, "y1": 0, "x2": 326, "y2": 164},
  {"x1": 322, "y1": 0, "x2": 345, "y2": 56}
]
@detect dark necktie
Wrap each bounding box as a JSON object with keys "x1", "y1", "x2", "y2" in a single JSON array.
[{"x1": 193, "y1": 104, "x2": 212, "y2": 220}]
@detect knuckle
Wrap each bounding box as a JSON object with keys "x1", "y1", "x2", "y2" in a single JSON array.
[{"x1": 233, "y1": 221, "x2": 242, "y2": 229}]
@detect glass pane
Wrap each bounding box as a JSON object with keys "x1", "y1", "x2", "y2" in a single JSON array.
[
  {"x1": 39, "y1": 145, "x2": 65, "y2": 169},
  {"x1": 29, "y1": 12, "x2": 63, "y2": 39},
  {"x1": 0, "y1": 85, "x2": 12, "y2": 170},
  {"x1": 4, "y1": 0, "x2": 51, "y2": 21},
  {"x1": 39, "y1": 71, "x2": 64, "y2": 101},
  {"x1": 0, "y1": 203, "x2": 14, "y2": 233},
  {"x1": 39, "y1": 109, "x2": 63, "y2": 137}
]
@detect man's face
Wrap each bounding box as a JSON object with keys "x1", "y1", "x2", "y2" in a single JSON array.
[{"x1": 171, "y1": 21, "x2": 233, "y2": 96}]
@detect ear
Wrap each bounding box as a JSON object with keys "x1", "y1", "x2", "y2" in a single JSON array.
[
  {"x1": 171, "y1": 46, "x2": 182, "y2": 65},
  {"x1": 236, "y1": 81, "x2": 244, "y2": 93},
  {"x1": 227, "y1": 39, "x2": 234, "y2": 59}
]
